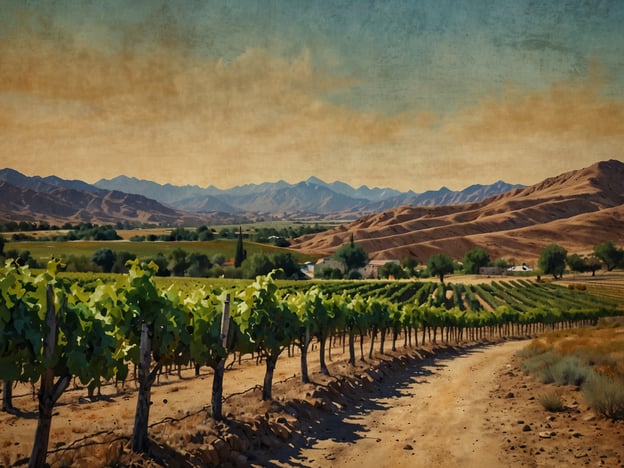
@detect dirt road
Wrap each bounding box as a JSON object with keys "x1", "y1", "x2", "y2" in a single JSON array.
[{"x1": 263, "y1": 340, "x2": 528, "y2": 468}]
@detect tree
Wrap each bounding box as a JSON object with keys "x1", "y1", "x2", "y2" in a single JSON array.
[
  {"x1": 594, "y1": 241, "x2": 624, "y2": 271},
  {"x1": 272, "y1": 252, "x2": 300, "y2": 278},
  {"x1": 0, "y1": 235, "x2": 5, "y2": 257},
  {"x1": 538, "y1": 244, "x2": 568, "y2": 279},
  {"x1": 463, "y1": 247, "x2": 490, "y2": 274},
  {"x1": 186, "y1": 252, "x2": 212, "y2": 277},
  {"x1": 145, "y1": 253, "x2": 170, "y2": 276},
  {"x1": 320, "y1": 267, "x2": 343, "y2": 279},
  {"x1": 234, "y1": 227, "x2": 246, "y2": 268},
  {"x1": 196, "y1": 225, "x2": 214, "y2": 241},
  {"x1": 211, "y1": 254, "x2": 226, "y2": 266},
  {"x1": 585, "y1": 255, "x2": 602, "y2": 277},
  {"x1": 112, "y1": 251, "x2": 137, "y2": 274},
  {"x1": 378, "y1": 262, "x2": 405, "y2": 279},
  {"x1": 566, "y1": 253, "x2": 601, "y2": 276},
  {"x1": 241, "y1": 253, "x2": 274, "y2": 278},
  {"x1": 333, "y1": 234, "x2": 368, "y2": 274},
  {"x1": 169, "y1": 248, "x2": 189, "y2": 276},
  {"x1": 566, "y1": 254, "x2": 602, "y2": 276},
  {"x1": 566, "y1": 253, "x2": 588, "y2": 273},
  {"x1": 92, "y1": 248, "x2": 116, "y2": 273},
  {"x1": 401, "y1": 256, "x2": 418, "y2": 277},
  {"x1": 494, "y1": 258, "x2": 510, "y2": 269},
  {"x1": 427, "y1": 253, "x2": 454, "y2": 283}
]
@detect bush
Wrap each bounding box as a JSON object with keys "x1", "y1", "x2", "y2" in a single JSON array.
[
  {"x1": 538, "y1": 390, "x2": 564, "y2": 412},
  {"x1": 548, "y1": 356, "x2": 596, "y2": 386},
  {"x1": 520, "y1": 350, "x2": 560, "y2": 381},
  {"x1": 521, "y1": 352, "x2": 595, "y2": 386},
  {"x1": 583, "y1": 374, "x2": 624, "y2": 420}
]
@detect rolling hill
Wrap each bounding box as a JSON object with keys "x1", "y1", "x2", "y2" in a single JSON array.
[{"x1": 289, "y1": 159, "x2": 624, "y2": 264}]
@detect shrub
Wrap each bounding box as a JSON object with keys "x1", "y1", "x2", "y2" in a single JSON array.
[
  {"x1": 521, "y1": 352, "x2": 595, "y2": 386},
  {"x1": 583, "y1": 374, "x2": 624, "y2": 420},
  {"x1": 548, "y1": 356, "x2": 596, "y2": 386},
  {"x1": 538, "y1": 390, "x2": 564, "y2": 412},
  {"x1": 520, "y1": 350, "x2": 560, "y2": 381}
]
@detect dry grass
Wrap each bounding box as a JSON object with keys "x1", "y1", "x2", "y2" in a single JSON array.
[
  {"x1": 520, "y1": 318, "x2": 624, "y2": 420},
  {"x1": 538, "y1": 390, "x2": 564, "y2": 412}
]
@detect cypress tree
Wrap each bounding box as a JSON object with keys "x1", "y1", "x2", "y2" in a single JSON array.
[{"x1": 234, "y1": 227, "x2": 245, "y2": 268}]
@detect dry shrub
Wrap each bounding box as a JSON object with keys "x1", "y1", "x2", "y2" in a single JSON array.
[
  {"x1": 520, "y1": 350, "x2": 559, "y2": 381},
  {"x1": 521, "y1": 350, "x2": 596, "y2": 386},
  {"x1": 538, "y1": 390, "x2": 564, "y2": 412},
  {"x1": 549, "y1": 356, "x2": 596, "y2": 386},
  {"x1": 583, "y1": 374, "x2": 624, "y2": 420}
]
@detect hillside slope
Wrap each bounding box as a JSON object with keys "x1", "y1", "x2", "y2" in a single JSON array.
[
  {"x1": 289, "y1": 159, "x2": 624, "y2": 263},
  {"x1": 0, "y1": 169, "x2": 242, "y2": 226}
]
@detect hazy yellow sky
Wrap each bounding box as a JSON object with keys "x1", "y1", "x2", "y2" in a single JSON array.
[{"x1": 1, "y1": 1, "x2": 623, "y2": 191}]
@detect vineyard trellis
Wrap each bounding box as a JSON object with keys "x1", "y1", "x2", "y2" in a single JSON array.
[{"x1": 1, "y1": 259, "x2": 622, "y2": 467}]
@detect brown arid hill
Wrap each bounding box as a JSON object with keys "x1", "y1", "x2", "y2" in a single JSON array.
[
  {"x1": 0, "y1": 181, "x2": 242, "y2": 226},
  {"x1": 290, "y1": 159, "x2": 624, "y2": 264}
]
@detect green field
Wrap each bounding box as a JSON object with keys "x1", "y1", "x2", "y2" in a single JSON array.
[{"x1": 7, "y1": 239, "x2": 317, "y2": 265}]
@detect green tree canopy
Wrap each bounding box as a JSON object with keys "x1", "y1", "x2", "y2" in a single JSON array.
[
  {"x1": 241, "y1": 253, "x2": 274, "y2": 279},
  {"x1": 538, "y1": 244, "x2": 568, "y2": 279},
  {"x1": 566, "y1": 253, "x2": 588, "y2": 273},
  {"x1": 427, "y1": 253, "x2": 455, "y2": 283},
  {"x1": 333, "y1": 235, "x2": 368, "y2": 273},
  {"x1": 378, "y1": 262, "x2": 405, "y2": 279},
  {"x1": 168, "y1": 248, "x2": 189, "y2": 276},
  {"x1": 566, "y1": 253, "x2": 601, "y2": 276},
  {"x1": 594, "y1": 241, "x2": 624, "y2": 271},
  {"x1": 401, "y1": 256, "x2": 418, "y2": 277},
  {"x1": 494, "y1": 258, "x2": 510, "y2": 269},
  {"x1": 272, "y1": 252, "x2": 300, "y2": 279},
  {"x1": 462, "y1": 247, "x2": 491, "y2": 274},
  {"x1": 234, "y1": 227, "x2": 246, "y2": 268},
  {"x1": 92, "y1": 248, "x2": 116, "y2": 273}
]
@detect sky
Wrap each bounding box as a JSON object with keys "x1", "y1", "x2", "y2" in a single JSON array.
[{"x1": 1, "y1": 0, "x2": 623, "y2": 192}]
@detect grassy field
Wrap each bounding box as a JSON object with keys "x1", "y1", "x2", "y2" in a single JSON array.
[{"x1": 7, "y1": 239, "x2": 317, "y2": 265}]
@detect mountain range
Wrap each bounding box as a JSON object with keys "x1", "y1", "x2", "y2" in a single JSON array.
[
  {"x1": 0, "y1": 169, "x2": 524, "y2": 225},
  {"x1": 0, "y1": 168, "x2": 239, "y2": 226},
  {"x1": 289, "y1": 159, "x2": 624, "y2": 264},
  {"x1": 93, "y1": 175, "x2": 524, "y2": 219},
  {"x1": 2, "y1": 160, "x2": 622, "y2": 266}
]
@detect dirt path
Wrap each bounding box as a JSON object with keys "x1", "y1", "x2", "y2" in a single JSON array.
[
  {"x1": 261, "y1": 340, "x2": 528, "y2": 468},
  {"x1": 4, "y1": 333, "x2": 622, "y2": 467}
]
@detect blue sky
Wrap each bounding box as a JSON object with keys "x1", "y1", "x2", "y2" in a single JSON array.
[{"x1": 1, "y1": 0, "x2": 623, "y2": 190}]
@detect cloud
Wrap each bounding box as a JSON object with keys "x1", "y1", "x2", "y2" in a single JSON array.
[
  {"x1": 447, "y1": 69, "x2": 624, "y2": 142},
  {"x1": 0, "y1": 16, "x2": 415, "y2": 186},
  {"x1": 1, "y1": 8, "x2": 621, "y2": 193}
]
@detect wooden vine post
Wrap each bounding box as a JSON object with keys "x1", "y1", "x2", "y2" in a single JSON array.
[
  {"x1": 132, "y1": 322, "x2": 157, "y2": 453},
  {"x1": 29, "y1": 285, "x2": 71, "y2": 468},
  {"x1": 211, "y1": 294, "x2": 230, "y2": 420}
]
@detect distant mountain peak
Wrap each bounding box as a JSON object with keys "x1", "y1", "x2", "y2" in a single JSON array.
[{"x1": 92, "y1": 173, "x2": 525, "y2": 218}]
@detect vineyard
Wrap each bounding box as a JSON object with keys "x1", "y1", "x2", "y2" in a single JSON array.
[{"x1": 1, "y1": 259, "x2": 623, "y2": 467}]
